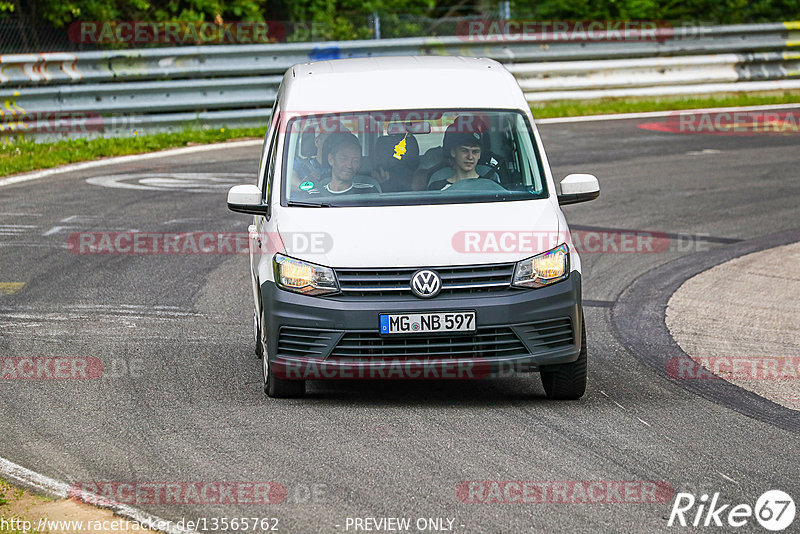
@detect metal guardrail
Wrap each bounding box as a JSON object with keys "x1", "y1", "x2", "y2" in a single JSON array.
[{"x1": 1, "y1": 21, "x2": 799, "y2": 139}]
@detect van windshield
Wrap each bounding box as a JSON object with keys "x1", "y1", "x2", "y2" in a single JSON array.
[{"x1": 281, "y1": 109, "x2": 548, "y2": 207}]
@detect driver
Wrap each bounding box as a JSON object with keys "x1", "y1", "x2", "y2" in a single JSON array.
[{"x1": 428, "y1": 131, "x2": 482, "y2": 190}]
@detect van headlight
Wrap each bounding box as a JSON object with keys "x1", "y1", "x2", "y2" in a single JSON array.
[
  {"x1": 273, "y1": 254, "x2": 339, "y2": 296},
  {"x1": 512, "y1": 244, "x2": 569, "y2": 288}
]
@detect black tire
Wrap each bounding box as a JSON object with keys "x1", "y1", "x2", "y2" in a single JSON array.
[
  {"x1": 260, "y1": 328, "x2": 305, "y2": 398},
  {"x1": 540, "y1": 315, "x2": 587, "y2": 400},
  {"x1": 254, "y1": 309, "x2": 263, "y2": 358},
  {"x1": 264, "y1": 364, "x2": 306, "y2": 398}
]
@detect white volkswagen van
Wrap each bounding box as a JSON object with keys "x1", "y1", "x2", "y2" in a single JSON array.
[{"x1": 227, "y1": 56, "x2": 599, "y2": 399}]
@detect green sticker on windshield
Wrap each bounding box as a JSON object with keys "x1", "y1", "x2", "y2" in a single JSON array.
[{"x1": 299, "y1": 181, "x2": 314, "y2": 191}]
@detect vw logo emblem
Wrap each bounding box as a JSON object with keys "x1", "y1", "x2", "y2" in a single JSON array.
[{"x1": 410, "y1": 269, "x2": 441, "y2": 298}]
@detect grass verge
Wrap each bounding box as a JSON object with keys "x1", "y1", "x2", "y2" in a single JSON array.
[
  {"x1": 0, "y1": 479, "x2": 42, "y2": 533},
  {"x1": 529, "y1": 90, "x2": 800, "y2": 118},
  {"x1": 2, "y1": 91, "x2": 799, "y2": 178},
  {"x1": 0, "y1": 478, "x2": 158, "y2": 534}
]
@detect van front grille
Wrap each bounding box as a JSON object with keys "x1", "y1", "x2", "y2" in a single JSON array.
[
  {"x1": 333, "y1": 263, "x2": 515, "y2": 298},
  {"x1": 513, "y1": 318, "x2": 574, "y2": 352},
  {"x1": 276, "y1": 327, "x2": 341, "y2": 358}
]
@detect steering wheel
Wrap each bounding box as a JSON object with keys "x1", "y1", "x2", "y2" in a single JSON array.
[{"x1": 444, "y1": 178, "x2": 507, "y2": 192}]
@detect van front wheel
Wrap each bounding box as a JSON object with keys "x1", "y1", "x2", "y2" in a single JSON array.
[
  {"x1": 262, "y1": 354, "x2": 305, "y2": 398},
  {"x1": 258, "y1": 321, "x2": 305, "y2": 398},
  {"x1": 540, "y1": 317, "x2": 587, "y2": 400},
  {"x1": 254, "y1": 309, "x2": 263, "y2": 358}
]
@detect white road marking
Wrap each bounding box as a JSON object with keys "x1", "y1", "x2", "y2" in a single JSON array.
[
  {"x1": 60, "y1": 215, "x2": 100, "y2": 223},
  {"x1": 42, "y1": 225, "x2": 70, "y2": 236},
  {"x1": 0, "y1": 213, "x2": 42, "y2": 217},
  {"x1": 86, "y1": 172, "x2": 252, "y2": 192},
  {"x1": 0, "y1": 303, "x2": 202, "y2": 318},
  {"x1": 71, "y1": 303, "x2": 201, "y2": 317},
  {"x1": 161, "y1": 218, "x2": 207, "y2": 225},
  {"x1": 599, "y1": 391, "x2": 628, "y2": 410},
  {"x1": 686, "y1": 149, "x2": 722, "y2": 155},
  {"x1": 611, "y1": 400, "x2": 627, "y2": 410},
  {"x1": 0, "y1": 243, "x2": 69, "y2": 249},
  {"x1": 0, "y1": 225, "x2": 36, "y2": 236},
  {"x1": 42, "y1": 224, "x2": 139, "y2": 236}
]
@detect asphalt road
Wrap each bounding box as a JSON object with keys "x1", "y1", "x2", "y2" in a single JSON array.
[{"x1": 1, "y1": 113, "x2": 799, "y2": 533}]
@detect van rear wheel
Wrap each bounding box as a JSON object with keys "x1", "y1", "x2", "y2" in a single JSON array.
[{"x1": 540, "y1": 316, "x2": 587, "y2": 400}]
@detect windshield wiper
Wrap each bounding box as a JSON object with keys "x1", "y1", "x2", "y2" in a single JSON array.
[{"x1": 286, "y1": 200, "x2": 334, "y2": 208}]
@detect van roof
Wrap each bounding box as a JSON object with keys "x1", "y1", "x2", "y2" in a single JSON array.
[{"x1": 279, "y1": 56, "x2": 528, "y2": 115}]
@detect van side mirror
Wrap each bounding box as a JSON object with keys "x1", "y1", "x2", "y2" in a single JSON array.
[
  {"x1": 227, "y1": 184, "x2": 269, "y2": 215},
  {"x1": 558, "y1": 174, "x2": 600, "y2": 205}
]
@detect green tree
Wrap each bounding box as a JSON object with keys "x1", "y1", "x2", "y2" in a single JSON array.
[
  {"x1": 25, "y1": 0, "x2": 269, "y2": 29},
  {"x1": 510, "y1": 0, "x2": 800, "y2": 24}
]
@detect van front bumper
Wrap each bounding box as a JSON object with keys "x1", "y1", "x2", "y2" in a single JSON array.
[{"x1": 261, "y1": 272, "x2": 582, "y2": 379}]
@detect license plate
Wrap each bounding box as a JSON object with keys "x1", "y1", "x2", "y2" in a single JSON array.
[{"x1": 379, "y1": 311, "x2": 476, "y2": 334}]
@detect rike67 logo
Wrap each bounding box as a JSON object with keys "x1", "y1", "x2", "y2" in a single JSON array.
[{"x1": 668, "y1": 490, "x2": 795, "y2": 531}]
